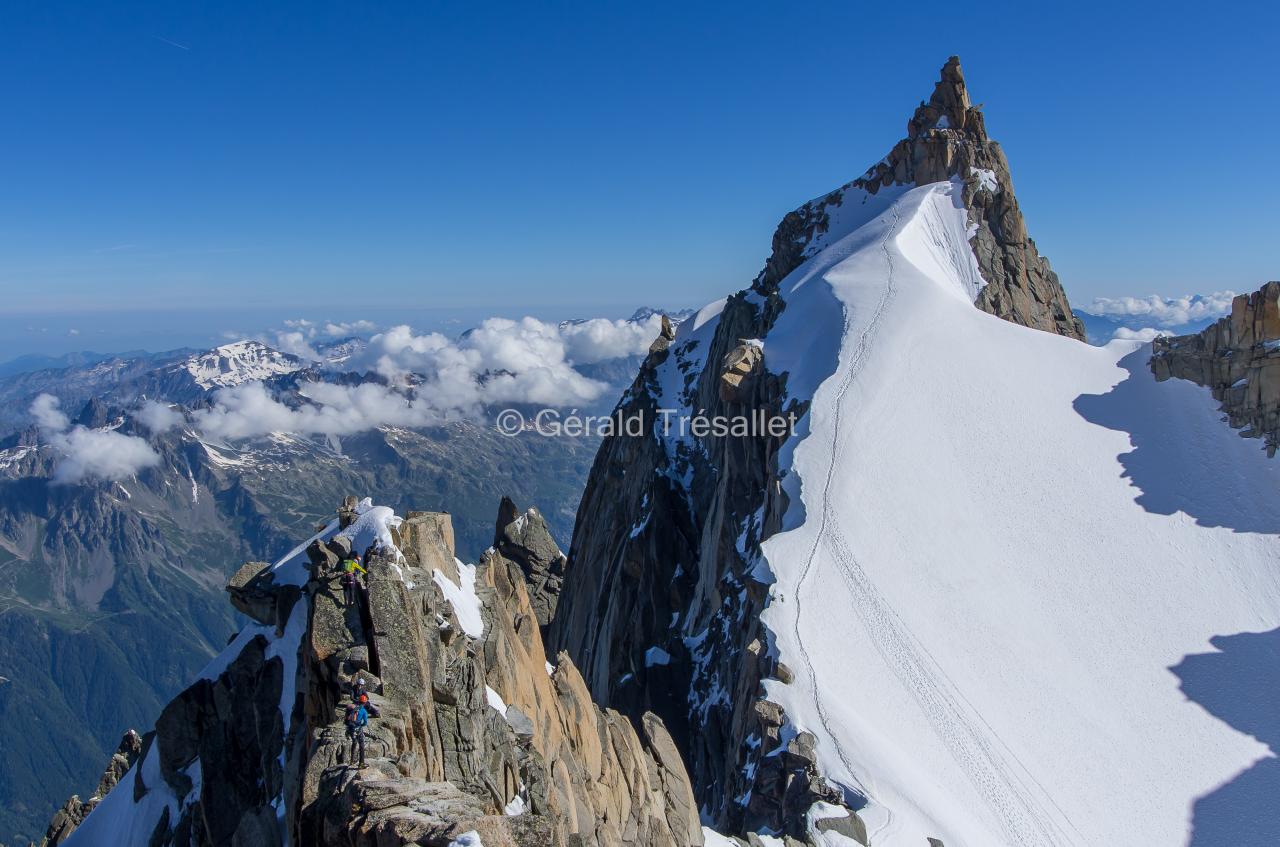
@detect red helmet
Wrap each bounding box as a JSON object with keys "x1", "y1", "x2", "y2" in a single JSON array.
[{"x1": 359, "y1": 694, "x2": 368, "y2": 703}]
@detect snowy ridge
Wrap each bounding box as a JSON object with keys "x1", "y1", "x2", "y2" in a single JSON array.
[{"x1": 739, "y1": 180, "x2": 1280, "y2": 845}]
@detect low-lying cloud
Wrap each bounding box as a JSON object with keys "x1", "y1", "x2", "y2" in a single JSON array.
[
  {"x1": 190, "y1": 314, "x2": 667, "y2": 441},
  {"x1": 31, "y1": 395, "x2": 162, "y2": 483},
  {"x1": 192, "y1": 382, "x2": 452, "y2": 440},
  {"x1": 1111, "y1": 327, "x2": 1171, "y2": 342},
  {"x1": 356, "y1": 316, "x2": 659, "y2": 378},
  {"x1": 247, "y1": 318, "x2": 382, "y2": 361},
  {"x1": 136, "y1": 400, "x2": 185, "y2": 434},
  {"x1": 1080, "y1": 292, "x2": 1236, "y2": 327},
  {"x1": 103, "y1": 310, "x2": 674, "y2": 444}
]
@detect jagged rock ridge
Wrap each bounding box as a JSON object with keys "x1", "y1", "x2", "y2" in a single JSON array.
[
  {"x1": 44, "y1": 498, "x2": 701, "y2": 847},
  {"x1": 1152, "y1": 280, "x2": 1280, "y2": 454},
  {"x1": 38, "y1": 731, "x2": 143, "y2": 847}
]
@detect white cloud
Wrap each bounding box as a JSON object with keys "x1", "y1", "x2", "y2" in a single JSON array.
[
  {"x1": 353, "y1": 318, "x2": 611, "y2": 407},
  {"x1": 322, "y1": 319, "x2": 377, "y2": 337},
  {"x1": 1080, "y1": 292, "x2": 1237, "y2": 327},
  {"x1": 191, "y1": 381, "x2": 452, "y2": 441},
  {"x1": 1112, "y1": 327, "x2": 1171, "y2": 342},
  {"x1": 262, "y1": 318, "x2": 381, "y2": 361},
  {"x1": 30, "y1": 393, "x2": 69, "y2": 431},
  {"x1": 136, "y1": 401, "x2": 184, "y2": 434},
  {"x1": 270, "y1": 330, "x2": 321, "y2": 361},
  {"x1": 30, "y1": 395, "x2": 162, "y2": 484},
  {"x1": 558, "y1": 314, "x2": 665, "y2": 364}
]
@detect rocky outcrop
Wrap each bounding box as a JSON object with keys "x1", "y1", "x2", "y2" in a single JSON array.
[
  {"x1": 548, "y1": 55, "x2": 1076, "y2": 840},
  {"x1": 1152, "y1": 281, "x2": 1280, "y2": 454},
  {"x1": 492, "y1": 496, "x2": 567, "y2": 629},
  {"x1": 225, "y1": 559, "x2": 303, "y2": 632},
  {"x1": 299, "y1": 505, "x2": 699, "y2": 847},
  {"x1": 45, "y1": 499, "x2": 699, "y2": 847},
  {"x1": 719, "y1": 342, "x2": 763, "y2": 403},
  {"x1": 39, "y1": 731, "x2": 143, "y2": 847}
]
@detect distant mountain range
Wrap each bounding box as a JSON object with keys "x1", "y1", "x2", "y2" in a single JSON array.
[{"x1": 0, "y1": 309, "x2": 689, "y2": 844}]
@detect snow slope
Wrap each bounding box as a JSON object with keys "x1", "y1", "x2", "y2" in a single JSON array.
[{"x1": 740, "y1": 180, "x2": 1280, "y2": 846}]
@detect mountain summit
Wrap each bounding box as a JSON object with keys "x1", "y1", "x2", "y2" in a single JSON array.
[
  {"x1": 755, "y1": 56, "x2": 1085, "y2": 340},
  {"x1": 550, "y1": 57, "x2": 1279, "y2": 846}
]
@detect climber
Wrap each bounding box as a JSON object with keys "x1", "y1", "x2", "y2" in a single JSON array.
[
  {"x1": 352, "y1": 677, "x2": 368, "y2": 701},
  {"x1": 340, "y1": 552, "x2": 365, "y2": 607},
  {"x1": 359, "y1": 692, "x2": 380, "y2": 718},
  {"x1": 344, "y1": 699, "x2": 369, "y2": 768}
]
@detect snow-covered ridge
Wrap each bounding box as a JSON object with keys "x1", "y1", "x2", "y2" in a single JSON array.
[
  {"x1": 181, "y1": 340, "x2": 304, "y2": 390},
  {"x1": 743, "y1": 180, "x2": 1280, "y2": 845}
]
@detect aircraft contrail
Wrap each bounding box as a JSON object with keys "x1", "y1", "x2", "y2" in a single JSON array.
[{"x1": 153, "y1": 35, "x2": 191, "y2": 51}]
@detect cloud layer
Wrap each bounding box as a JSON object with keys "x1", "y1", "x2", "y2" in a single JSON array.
[
  {"x1": 31, "y1": 395, "x2": 162, "y2": 483},
  {"x1": 243, "y1": 318, "x2": 383, "y2": 360},
  {"x1": 1080, "y1": 292, "x2": 1237, "y2": 327},
  {"x1": 192, "y1": 314, "x2": 666, "y2": 441}
]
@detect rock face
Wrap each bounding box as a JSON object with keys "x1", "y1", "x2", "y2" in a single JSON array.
[
  {"x1": 492, "y1": 496, "x2": 568, "y2": 630},
  {"x1": 549, "y1": 283, "x2": 817, "y2": 833},
  {"x1": 44, "y1": 500, "x2": 699, "y2": 847},
  {"x1": 39, "y1": 731, "x2": 143, "y2": 847},
  {"x1": 548, "y1": 55, "x2": 1080, "y2": 839},
  {"x1": 1152, "y1": 281, "x2": 1280, "y2": 455}
]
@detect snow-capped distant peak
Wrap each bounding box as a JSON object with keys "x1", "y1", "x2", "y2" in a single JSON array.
[
  {"x1": 183, "y1": 340, "x2": 303, "y2": 390},
  {"x1": 627, "y1": 306, "x2": 696, "y2": 325}
]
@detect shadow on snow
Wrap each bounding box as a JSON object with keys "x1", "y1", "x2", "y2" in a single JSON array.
[
  {"x1": 1073, "y1": 346, "x2": 1280, "y2": 534},
  {"x1": 1171, "y1": 628, "x2": 1280, "y2": 847}
]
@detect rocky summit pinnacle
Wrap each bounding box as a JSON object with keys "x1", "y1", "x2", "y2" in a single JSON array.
[{"x1": 755, "y1": 55, "x2": 1086, "y2": 341}]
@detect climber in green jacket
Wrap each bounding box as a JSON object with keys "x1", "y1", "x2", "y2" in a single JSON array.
[{"x1": 340, "y1": 553, "x2": 366, "y2": 607}]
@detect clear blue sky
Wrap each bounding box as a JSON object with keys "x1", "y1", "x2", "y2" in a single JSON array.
[{"x1": 2, "y1": 0, "x2": 1276, "y2": 348}]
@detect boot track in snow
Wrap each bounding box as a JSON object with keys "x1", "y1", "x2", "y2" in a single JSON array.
[{"x1": 787, "y1": 199, "x2": 1083, "y2": 846}]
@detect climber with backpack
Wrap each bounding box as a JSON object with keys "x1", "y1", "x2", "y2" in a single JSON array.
[
  {"x1": 340, "y1": 552, "x2": 366, "y2": 608},
  {"x1": 344, "y1": 699, "x2": 369, "y2": 768}
]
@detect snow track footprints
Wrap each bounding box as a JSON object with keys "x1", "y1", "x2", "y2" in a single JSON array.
[
  {"x1": 789, "y1": 205, "x2": 902, "y2": 804},
  {"x1": 787, "y1": 195, "x2": 1082, "y2": 846}
]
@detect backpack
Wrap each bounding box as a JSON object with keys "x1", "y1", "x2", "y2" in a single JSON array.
[{"x1": 344, "y1": 704, "x2": 360, "y2": 727}]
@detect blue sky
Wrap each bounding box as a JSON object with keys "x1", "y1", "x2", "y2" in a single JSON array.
[{"x1": 2, "y1": 1, "x2": 1276, "y2": 354}]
